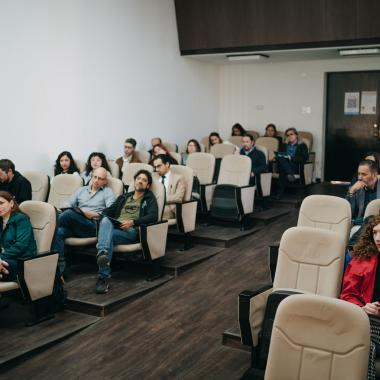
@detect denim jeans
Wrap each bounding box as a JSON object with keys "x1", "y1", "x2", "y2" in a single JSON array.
[
  {"x1": 96, "y1": 217, "x2": 139, "y2": 279},
  {"x1": 53, "y1": 210, "x2": 97, "y2": 274},
  {"x1": 277, "y1": 157, "x2": 300, "y2": 195}
]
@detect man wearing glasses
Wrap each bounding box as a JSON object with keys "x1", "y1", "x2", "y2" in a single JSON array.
[
  {"x1": 53, "y1": 167, "x2": 116, "y2": 276},
  {"x1": 274, "y1": 127, "x2": 308, "y2": 199},
  {"x1": 115, "y1": 138, "x2": 141, "y2": 178}
]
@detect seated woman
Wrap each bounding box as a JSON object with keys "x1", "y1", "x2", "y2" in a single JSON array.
[
  {"x1": 231, "y1": 123, "x2": 247, "y2": 136},
  {"x1": 209, "y1": 132, "x2": 239, "y2": 154},
  {"x1": 82, "y1": 152, "x2": 112, "y2": 185},
  {"x1": 54, "y1": 151, "x2": 80, "y2": 176},
  {"x1": 264, "y1": 123, "x2": 283, "y2": 146},
  {"x1": 340, "y1": 215, "x2": 380, "y2": 380},
  {"x1": 274, "y1": 127, "x2": 308, "y2": 199},
  {"x1": 149, "y1": 143, "x2": 178, "y2": 165},
  {"x1": 181, "y1": 139, "x2": 201, "y2": 165},
  {"x1": 0, "y1": 191, "x2": 37, "y2": 281}
]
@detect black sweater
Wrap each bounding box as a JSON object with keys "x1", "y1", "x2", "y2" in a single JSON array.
[{"x1": 0, "y1": 171, "x2": 32, "y2": 204}]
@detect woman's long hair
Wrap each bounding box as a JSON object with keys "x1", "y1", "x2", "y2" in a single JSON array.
[
  {"x1": 0, "y1": 191, "x2": 24, "y2": 216},
  {"x1": 54, "y1": 151, "x2": 79, "y2": 176},
  {"x1": 186, "y1": 139, "x2": 201, "y2": 154},
  {"x1": 84, "y1": 152, "x2": 111, "y2": 175},
  {"x1": 352, "y1": 215, "x2": 380, "y2": 259}
]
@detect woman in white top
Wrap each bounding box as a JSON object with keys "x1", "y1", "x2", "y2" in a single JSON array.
[{"x1": 54, "y1": 151, "x2": 80, "y2": 177}]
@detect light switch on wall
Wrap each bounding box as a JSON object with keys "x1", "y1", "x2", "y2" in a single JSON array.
[{"x1": 302, "y1": 106, "x2": 311, "y2": 114}]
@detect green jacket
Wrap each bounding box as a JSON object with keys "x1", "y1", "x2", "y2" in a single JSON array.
[{"x1": 0, "y1": 213, "x2": 37, "y2": 260}]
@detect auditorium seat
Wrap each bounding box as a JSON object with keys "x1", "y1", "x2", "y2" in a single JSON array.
[
  {"x1": 364, "y1": 198, "x2": 380, "y2": 218},
  {"x1": 209, "y1": 143, "x2": 235, "y2": 158},
  {"x1": 169, "y1": 151, "x2": 182, "y2": 165},
  {"x1": 238, "y1": 226, "x2": 346, "y2": 374},
  {"x1": 298, "y1": 131, "x2": 313, "y2": 151},
  {"x1": 48, "y1": 174, "x2": 84, "y2": 209},
  {"x1": 74, "y1": 159, "x2": 86, "y2": 174},
  {"x1": 107, "y1": 160, "x2": 120, "y2": 178},
  {"x1": 208, "y1": 154, "x2": 255, "y2": 229},
  {"x1": 134, "y1": 150, "x2": 150, "y2": 164},
  {"x1": 162, "y1": 142, "x2": 178, "y2": 152},
  {"x1": 201, "y1": 136, "x2": 210, "y2": 152},
  {"x1": 113, "y1": 181, "x2": 168, "y2": 277},
  {"x1": 246, "y1": 130, "x2": 260, "y2": 140},
  {"x1": 107, "y1": 177, "x2": 124, "y2": 197},
  {"x1": 121, "y1": 162, "x2": 153, "y2": 189},
  {"x1": 0, "y1": 201, "x2": 59, "y2": 325},
  {"x1": 228, "y1": 136, "x2": 243, "y2": 147},
  {"x1": 255, "y1": 145, "x2": 272, "y2": 197},
  {"x1": 245, "y1": 294, "x2": 369, "y2": 380},
  {"x1": 186, "y1": 152, "x2": 216, "y2": 213},
  {"x1": 166, "y1": 165, "x2": 198, "y2": 250},
  {"x1": 24, "y1": 171, "x2": 50, "y2": 202},
  {"x1": 255, "y1": 137, "x2": 279, "y2": 163}
]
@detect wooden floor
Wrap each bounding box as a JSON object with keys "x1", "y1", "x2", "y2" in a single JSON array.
[{"x1": 1, "y1": 202, "x2": 300, "y2": 380}]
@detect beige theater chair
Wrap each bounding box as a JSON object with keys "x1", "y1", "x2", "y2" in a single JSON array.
[
  {"x1": 113, "y1": 181, "x2": 169, "y2": 279},
  {"x1": 201, "y1": 136, "x2": 210, "y2": 152},
  {"x1": 134, "y1": 150, "x2": 150, "y2": 164},
  {"x1": 107, "y1": 160, "x2": 120, "y2": 179},
  {"x1": 121, "y1": 163, "x2": 153, "y2": 190},
  {"x1": 255, "y1": 145, "x2": 273, "y2": 197},
  {"x1": 364, "y1": 198, "x2": 380, "y2": 218},
  {"x1": 246, "y1": 130, "x2": 260, "y2": 140},
  {"x1": 169, "y1": 151, "x2": 182, "y2": 165},
  {"x1": 24, "y1": 171, "x2": 50, "y2": 202},
  {"x1": 107, "y1": 177, "x2": 124, "y2": 197},
  {"x1": 186, "y1": 152, "x2": 216, "y2": 213},
  {"x1": 207, "y1": 154, "x2": 255, "y2": 229},
  {"x1": 239, "y1": 226, "x2": 346, "y2": 374},
  {"x1": 162, "y1": 142, "x2": 178, "y2": 152},
  {"x1": 0, "y1": 201, "x2": 59, "y2": 325},
  {"x1": 228, "y1": 136, "x2": 243, "y2": 148},
  {"x1": 74, "y1": 159, "x2": 86, "y2": 174},
  {"x1": 48, "y1": 174, "x2": 84, "y2": 209},
  {"x1": 255, "y1": 137, "x2": 279, "y2": 163},
  {"x1": 249, "y1": 294, "x2": 369, "y2": 380},
  {"x1": 298, "y1": 131, "x2": 313, "y2": 151},
  {"x1": 164, "y1": 165, "x2": 198, "y2": 250},
  {"x1": 209, "y1": 143, "x2": 236, "y2": 158}
]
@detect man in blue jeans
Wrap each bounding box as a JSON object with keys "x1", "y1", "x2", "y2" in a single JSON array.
[
  {"x1": 53, "y1": 167, "x2": 115, "y2": 276},
  {"x1": 96, "y1": 169, "x2": 158, "y2": 294}
]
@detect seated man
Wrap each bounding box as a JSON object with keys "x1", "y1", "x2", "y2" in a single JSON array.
[
  {"x1": 0, "y1": 159, "x2": 32, "y2": 204},
  {"x1": 96, "y1": 170, "x2": 158, "y2": 294},
  {"x1": 53, "y1": 167, "x2": 115, "y2": 275},
  {"x1": 347, "y1": 159, "x2": 380, "y2": 227},
  {"x1": 240, "y1": 134, "x2": 267, "y2": 197},
  {"x1": 148, "y1": 137, "x2": 162, "y2": 158},
  {"x1": 115, "y1": 138, "x2": 141, "y2": 178},
  {"x1": 152, "y1": 154, "x2": 185, "y2": 219}
]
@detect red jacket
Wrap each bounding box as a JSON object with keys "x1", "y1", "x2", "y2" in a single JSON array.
[{"x1": 340, "y1": 253, "x2": 379, "y2": 307}]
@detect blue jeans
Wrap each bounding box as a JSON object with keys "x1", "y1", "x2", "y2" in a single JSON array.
[
  {"x1": 96, "y1": 217, "x2": 139, "y2": 279},
  {"x1": 277, "y1": 157, "x2": 300, "y2": 195},
  {"x1": 53, "y1": 210, "x2": 97, "y2": 274}
]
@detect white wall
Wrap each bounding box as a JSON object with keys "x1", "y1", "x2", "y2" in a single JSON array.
[
  {"x1": 0, "y1": 0, "x2": 219, "y2": 174},
  {"x1": 218, "y1": 57, "x2": 380, "y2": 179}
]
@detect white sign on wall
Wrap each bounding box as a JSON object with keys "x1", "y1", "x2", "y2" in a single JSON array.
[
  {"x1": 344, "y1": 92, "x2": 360, "y2": 115},
  {"x1": 361, "y1": 91, "x2": 377, "y2": 115}
]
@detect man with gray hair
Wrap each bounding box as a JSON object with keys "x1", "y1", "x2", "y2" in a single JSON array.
[{"x1": 53, "y1": 167, "x2": 116, "y2": 276}]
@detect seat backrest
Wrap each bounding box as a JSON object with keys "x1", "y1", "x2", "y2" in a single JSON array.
[
  {"x1": 107, "y1": 177, "x2": 124, "y2": 197},
  {"x1": 169, "y1": 152, "x2": 182, "y2": 165},
  {"x1": 265, "y1": 294, "x2": 370, "y2": 380},
  {"x1": 273, "y1": 227, "x2": 345, "y2": 298},
  {"x1": 162, "y1": 142, "x2": 178, "y2": 152},
  {"x1": 23, "y1": 171, "x2": 50, "y2": 202},
  {"x1": 48, "y1": 174, "x2": 84, "y2": 209},
  {"x1": 364, "y1": 198, "x2": 380, "y2": 218},
  {"x1": 150, "y1": 181, "x2": 166, "y2": 221},
  {"x1": 256, "y1": 137, "x2": 279, "y2": 162},
  {"x1": 134, "y1": 150, "x2": 150, "y2": 164},
  {"x1": 228, "y1": 136, "x2": 243, "y2": 147},
  {"x1": 107, "y1": 160, "x2": 120, "y2": 178},
  {"x1": 186, "y1": 152, "x2": 215, "y2": 184},
  {"x1": 201, "y1": 136, "x2": 210, "y2": 152},
  {"x1": 121, "y1": 163, "x2": 153, "y2": 187},
  {"x1": 255, "y1": 144, "x2": 269, "y2": 164},
  {"x1": 74, "y1": 159, "x2": 86, "y2": 174},
  {"x1": 210, "y1": 144, "x2": 235, "y2": 158},
  {"x1": 20, "y1": 201, "x2": 57, "y2": 254},
  {"x1": 298, "y1": 131, "x2": 313, "y2": 151},
  {"x1": 170, "y1": 165, "x2": 194, "y2": 201},
  {"x1": 298, "y1": 195, "x2": 352, "y2": 243},
  {"x1": 246, "y1": 130, "x2": 260, "y2": 140},
  {"x1": 217, "y1": 154, "x2": 251, "y2": 186}
]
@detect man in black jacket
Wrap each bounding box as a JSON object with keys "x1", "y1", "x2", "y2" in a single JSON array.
[
  {"x1": 240, "y1": 134, "x2": 267, "y2": 197},
  {"x1": 0, "y1": 159, "x2": 32, "y2": 204},
  {"x1": 95, "y1": 169, "x2": 158, "y2": 293}
]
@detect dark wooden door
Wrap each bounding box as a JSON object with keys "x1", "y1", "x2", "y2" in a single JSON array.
[{"x1": 325, "y1": 71, "x2": 380, "y2": 181}]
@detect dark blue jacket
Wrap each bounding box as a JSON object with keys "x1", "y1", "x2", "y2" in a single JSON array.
[{"x1": 240, "y1": 147, "x2": 267, "y2": 176}]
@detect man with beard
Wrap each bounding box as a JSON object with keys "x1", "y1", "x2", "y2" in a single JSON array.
[{"x1": 95, "y1": 169, "x2": 158, "y2": 294}]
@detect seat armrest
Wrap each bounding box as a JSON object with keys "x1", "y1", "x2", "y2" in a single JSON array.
[
  {"x1": 238, "y1": 185, "x2": 256, "y2": 214},
  {"x1": 140, "y1": 221, "x2": 168, "y2": 260},
  {"x1": 268, "y1": 243, "x2": 280, "y2": 282},
  {"x1": 239, "y1": 283, "x2": 273, "y2": 346},
  {"x1": 201, "y1": 183, "x2": 216, "y2": 211},
  {"x1": 175, "y1": 200, "x2": 198, "y2": 233}
]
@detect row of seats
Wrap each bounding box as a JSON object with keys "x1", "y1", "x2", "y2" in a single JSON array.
[{"x1": 237, "y1": 194, "x2": 369, "y2": 378}]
